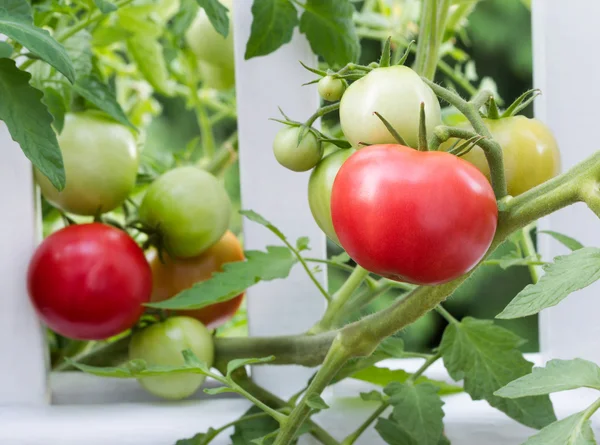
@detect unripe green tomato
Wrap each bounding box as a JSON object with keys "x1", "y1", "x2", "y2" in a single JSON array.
[
  {"x1": 308, "y1": 149, "x2": 354, "y2": 244},
  {"x1": 35, "y1": 111, "x2": 139, "y2": 216},
  {"x1": 129, "y1": 316, "x2": 214, "y2": 400},
  {"x1": 273, "y1": 127, "x2": 323, "y2": 172},
  {"x1": 139, "y1": 166, "x2": 231, "y2": 258},
  {"x1": 318, "y1": 76, "x2": 346, "y2": 102},
  {"x1": 185, "y1": 0, "x2": 234, "y2": 71},
  {"x1": 339, "y1": 66, "x2": 442, "y2": 149},
  {"x1": 444, "y1": 116, "x2": 561, "y2": 196}
]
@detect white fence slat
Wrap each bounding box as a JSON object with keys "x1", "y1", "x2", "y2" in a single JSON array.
[
  {"x1": 0, "y1": 123, "x2": 48, "y2": 405},
  {"x1": 231, "y1": 4, "x2": 327, "y2": 398},
  {"x1": 533, "y1": 0, "x2": 600, "y2": 363}
]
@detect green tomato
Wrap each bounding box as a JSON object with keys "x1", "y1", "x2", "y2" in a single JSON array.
[
  {"x1": 318, "y1": 76, "x2": 346, "y2": 102},
  {"x1": 339, "y1": 66, "x2": 442, "y2": 149},
  {"x1": 273, "y1": 127, "x2": 323, "y2": 172},
  {"x1": 308, "y1": 149, "x2": 354, "y2": 244},
  {"x1": 35, "y1": 111, "x2": 139, "y2": 216},
  {"x1": 139, "y1": 166, "x2": 231, "y2": 258},
  {"x1": 129, "y1": 316, "x2": 214, "y2": 400},
  {"x1": 445, "y1": 116, "x2": 561, "y2": 196},
  {"x1": 185, "y1": 0, "x2": 234, "y2": 71},
  {"x1": 198, "y1": 60, "x2": 235, "y2": 91}
]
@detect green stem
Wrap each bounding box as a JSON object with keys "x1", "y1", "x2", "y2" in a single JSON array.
[
  {"x1": 205, "y1": 133, "x2": 238, "y2": 177},
  {"x1": 311, "y1": 266, "x2": 370, "y2": 332},
  {"x1": 341, "y1": 402, "x2": 390, "y2": 445},
  {"x1": 306, "y1": 103, "x2": 341, "y2": 128},
  {"x1": 435, "y1": 305, "x2": 459, "y2": 325},
  {"x1": 281, "y1": 239, "x2": 331, "y2": 302},
  {"x1": 273, "y1": 337, "x2": 349, "y2": 445},
  {"x1": 344, "y1": 280, "x2": 396, "y2": 315},
  {"x1": 414, "y1": 0, "x2": 435, "y2": 76},
  {"x1": 53, "y1": 336, "x2": 130, "y2": 371},
  {"x1": 407, "y1": 351, "x2": 442, "y2": 383},
  {"x1": 582, "y1": 397, "x2": 600, "y2": 422},
  {"x1": 437, "y1": 59, "x2": 478, "y2": 96},
  {"x1": 518, "y1": 225, "x2": 543, "y2": 283}
]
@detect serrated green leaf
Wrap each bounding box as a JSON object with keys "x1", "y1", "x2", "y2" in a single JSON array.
[
  {"x1": 440, "y1": 317, "x2": 556, "y2": 429},
  {"x1": 226, "y1": 356, "x2": 275, "y2": 376},
  {"x1": 306, "y1": 393, "x2": 329, "y2": 410},
  {"x1": 539, "y1": 230, "x2": 584, "y2": 251},
  {"x1": 196, "y1": 0, "x2": 229, "y2": 38},
  {"x1": 375, "y1": 417, "x2": 419, "y2": 445},
  {"x1": 0, "y1": 58, "x2": 65, "y2": 190},
  {"x1": 181, "y1": 349, "x2": 211, "y2": 373},
  {"x1": 0, "y1": 0, "x2": 75, "y2": 82},
  {"x1": 522, "y1": 411, "x2": 596, "y2": 445},
  {"x1": 63, "y1": 30, "x2": 92, "y2": 78},
  {"x1": 383, "y1": 382, "x2": 445, "y2": 445},
  {"x1": 245, "y1": 0, "x2": 298, "y2": 59},
  {"x1": 0, "y1": 41, "x2": 12, "y2": 57},
  {"x1": 171, "y1": 0, "x2": 199, "y2": 37},
  {"x1": 251, "y1": 431, "x2": 278, "y2": 445},
  {"x1": 351, "y1": 366, "x2": 463, "y2": 396},
  {"x1": 175, "y1": 428, "x2": 219, "y2": 445},
  {"x1": 496, "y1": 359, "x2": 600, "y2": 399},
  {"x1": 73, "y1": 74, "x2": 135, "y2": 129},
  {"x1": 231, "y1": 407, "x2": 280, "y2": 445},
  {"x1": 298, "y1": 0, "x2": 360, "y2": 67},
  {"x1": 296, "y1": 236, "x2": 310, "y2": 251},
  {"x1": 126, "y1": 36, "x2": 173, "y2": 95},
  {"x1": 240, "y1": 209, "x2": 287, "y2": 240},
  {"x1": 498, "y1": 248, "x2": 600, "y2": 319},
  {"x1": 147, "y1": 245, "x2": 297, "y2": 310},
  {"x1": 360, "y1": 390, "x2": 385, "y2": 402},
  {"x1": 94, "y1": 0, "x2": 117, "y2": 13},
  {"x1": 42, "y1": 87, "x2": 66, "y2": 133}
]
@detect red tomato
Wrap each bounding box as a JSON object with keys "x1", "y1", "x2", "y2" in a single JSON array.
[
  {"x1": 148, "y1": 230, "x2": 245, "y2": 329},
  {"x1": 331, "y1": 145, "x2": 498, "y2": 285},
  {"x1": 27, "y1": 223, "x2": 152, "y2": 340}
]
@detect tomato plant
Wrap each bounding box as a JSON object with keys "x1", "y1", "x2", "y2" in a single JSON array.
[
  {"x1": 339, "y1": 66, "x2": 442, "y2": 149},
  {"x1": 148, "y1": 230, "x2": 245, "y2": 329},
  {"x1": 34, "y1": 111, "x2": 139, "y2": 216},
  {"x1": 308, "y1": 148, "x2": 354, "y2": 244},
  {"x1": 129, "y1": 316, "x2": 214, "y2": 400},
  {"x1": 317, "y1": 76, "x2": 346, "y2": 102},
  {"x1": 27, "y1": 223, "x2": 151, "y2": 340},
  {"x1": 455, "y1": 116, "x2": 561, "y2": 196},
  {"x1": 273, "y1": 127, "x2": 323, "y2": 172},
  {"x1": 331, "y1": 144, "x2": 498, "y2": 285},
  {"x1": 139, "y1": 166, "x2": 232, "y2": 258}
]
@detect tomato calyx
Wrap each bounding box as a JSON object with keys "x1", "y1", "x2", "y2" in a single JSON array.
[{"x1": 479, "y1": 88, "x2": 542, "y2": 120}]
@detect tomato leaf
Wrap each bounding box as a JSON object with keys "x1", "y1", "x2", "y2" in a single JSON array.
[
  {"x1": 0, "y1": 58, "x2": 65, "y2": 190},
  {"x1": 240, "y1": 209, "x2": 287, "y2": 240},
  {"x1": 117, "y1": 7, "x2": 162, "y2": 38},
  {"x1": 42, "y1": 86, "x2": 66, "y2": 133},
  {"x1": 226, "y1": 356, "x2": 275, "y2": 376},
  {"x1": 440, "y1": 317, "x2": 556, "y2": 429},
  {"x1": 351, "y1": 366, "x2": 462, "y2": 396},
  {"x1": 495, "y1": 359, "x2": 600, "y2": 399},
  {"x1": 0, "y1": 0, "x2": 75, "y2": 82},
  {"x1": 175, "y1": 428, "x2": 219, "y2": 445},
  {"x1": 0, "y1": 41, "x2": 13, "y2": 57},
  {"x1": 245, "y1": 0, "x2": 298, "y2": 60},
  {"x1": 126, "y1": 36, "x2": 173, "y2": 96},
  {"x1": 539, "y1": 230, "x2": 584, "y2": 251},
  {"x1": 296, "y1": 236, "x2": 310, "y2": 251},
  {"x1": 171, "y1": 0, "x2": 199, "y2": 37},
  {"x1": 521, "y1": 411, "x2": 596, "y2": 445},
  {"x1": 360, "y1": 390, "x2": 385, "y2": 402},
  {"x1": 231, "y1": 407, "x2": 280, "y2": 445},
  {"x1": 375, "y1": 417, "x2": 420, "y2": 445},
  {"x1": 380, "y1": 382, "x2": 445, "y2": 445},
  {"x1": 497, "y1": 247, "x2": 600, "y2": 319},
  {"x1": 73, "y1": 74, "x2": 135, "y2": 129},
  {"x1": 94, "y1": 0, "x2": 117, "y2": 13},
  {"x1": 195, "y1": 0, "x2": 229, "y2": 38},
  {"x1": 63, "y1": 30, "x2": 92, "y2": 78},
  {"x1": 298, "y1": 0, "x2": 360, "y2": 67},
  {"x1": 305, "y1": 393, "x2": 329, "y2": 410},
  {"x1": 146, "y1": 245, "x2": 297, "y2": 310}
]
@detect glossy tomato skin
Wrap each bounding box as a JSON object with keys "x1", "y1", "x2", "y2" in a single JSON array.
[
  {"x1": 129, "y1": 316, "x2": 214, "y2": 400},
  {"x1": 27, "y1": 223, "x2": 152, "y2": 340},
  {"x1": 139, "y1": 166, "x2": 231, "y2": 258},
  {"x1": 331, "y1": 145, "x2": 498, "y2": 285},
  {"x1": 458, "y1": 116, "x2": 561, "y2": 196},
  {"x1": 148, "y1": 230, "x2": 245, "y2": 329},
  {"x1": 308, "y1": 149, "x2": 355, "y2": 244},
  {"x1": 35, "y1": 111, "x2": 139, "y2": 216},
  {"x1": 339, "y1": 66, "x2": 442, "y2": 149}
]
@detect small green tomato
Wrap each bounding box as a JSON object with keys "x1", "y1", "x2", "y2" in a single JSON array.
[
  {"x1": 317, "y1": 76, "x2": 346, "y2": 102},
  {"x1": 273, "y1": 127, "x2": 323, "y2": 172}
]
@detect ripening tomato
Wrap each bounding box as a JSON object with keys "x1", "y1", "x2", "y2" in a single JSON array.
[
  {"x1": 35, "y1": 111, "x2": 139, "y2": 216},
  {"x1": 148, "y1": 230, "x2": 245, "y2": 329},
  {"x1": 139, "y1": 166, "x2": 232, "y2": 258},
  {"x1": 331, "y1": 145, "x2": 498, "y2": 285},
  {"x1": 273, "y1": 127, "x2": 323, "y2": 172},
  {"x1": 129, "y1": 316, "x2": 214, "y2": 400},
  {"x1": 339, "y1": 66, "x2": 442, "y2": 149},
  {"x1": 447, "y1": 116, "x2": 561, "y2": 196},
  {"x1": 27, "y1": 223, "x2": 152, "y2": 340},
  {"x1": 308, "y1": 149, "x2": 354, "y2": 244}
]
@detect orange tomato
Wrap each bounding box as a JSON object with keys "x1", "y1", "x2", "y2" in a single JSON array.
[{"x1": 148, "y1": 230, "x2": 245, "y2": 329}]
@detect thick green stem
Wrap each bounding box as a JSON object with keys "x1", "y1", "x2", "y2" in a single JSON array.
[
  {"x1": 414, "y1": 0, "x2": 436, "y2": 76},
  {"x1": 274, "y1": 336, "x2": 349, "y2": 445},
  {"x1": 311, "y1": 266, "x2": 370, "y2": 332}
]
